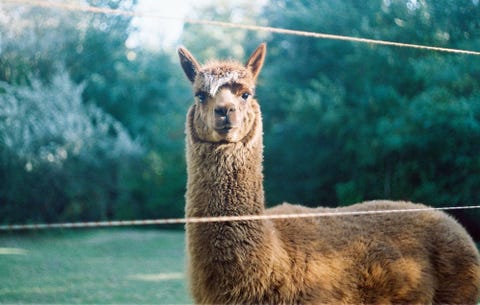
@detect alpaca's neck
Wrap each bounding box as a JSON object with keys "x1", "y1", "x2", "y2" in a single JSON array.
[
  {"x1": 185, "y1": 103, "x2": 278, "y2": 302},
  {"x1": 186, "y1": 142, "x2": 265, "y2": 218},
  {"x1": 185, "y1": 104, "x2": 265, "y2": 218},
  {"x1": 185, "y1": 103, "x2": 267, "y2": 250}
]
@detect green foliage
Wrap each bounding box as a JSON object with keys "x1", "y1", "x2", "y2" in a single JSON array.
[
  {"x1": 0, "y1": 72, "x2": 143, "y2": 222},
  {"x1": 0, "y1": 0, "x2": 188, "y2": 224},
  {"x1": 1, "y1": 0, "x2": 479, "y2": 240},
  {"x1": 181, "y1": 0, "x2": 266, "y2": 60},
  {"x1": 258, "y1": 0, "x2": 480, "y2": 237}
]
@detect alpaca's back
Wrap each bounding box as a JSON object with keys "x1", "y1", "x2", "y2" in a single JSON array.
[{"x1": 266, "y1": 200, "x2": 480, "y2": 304}]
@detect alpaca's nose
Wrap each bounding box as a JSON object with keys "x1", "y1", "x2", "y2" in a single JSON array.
[{"x1": 214, "y1": 104, "x2": 236, "y2": 117}]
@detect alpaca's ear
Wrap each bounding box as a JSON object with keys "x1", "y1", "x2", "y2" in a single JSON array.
[
  {"x1": 178, "y1": 47, "x2": 201, "y2": 83},
  {"x1": 245, "y1": 43, "x2": 266, "y2": 80}
]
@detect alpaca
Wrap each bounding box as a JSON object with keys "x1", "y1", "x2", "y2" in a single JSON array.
[{"x1": 178, "y1": 43, "x2": 480, "y2": 305}]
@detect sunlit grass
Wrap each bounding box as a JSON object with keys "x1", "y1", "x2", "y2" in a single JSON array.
[{"x1": 0, "y1": 229, "x2": 191, "y2": 304}]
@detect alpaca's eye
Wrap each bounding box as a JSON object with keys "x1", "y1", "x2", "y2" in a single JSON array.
[
  {"x1": 241, "y1": 92, "x2": 250, "y2": 101},
  {"x1": 195, "y1": 92, "x2": 207, "y2": 103}
]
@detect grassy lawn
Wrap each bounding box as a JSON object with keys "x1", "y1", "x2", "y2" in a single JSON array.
[{"x1": 0, "y1": 229, "x2": 191, "y2": 304}]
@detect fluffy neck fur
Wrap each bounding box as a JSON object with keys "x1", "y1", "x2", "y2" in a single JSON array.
[
  {"x1": 185, "y1": 100, "x2": 264, "y2": 218},
  {"x1": 185, "y1": 100, "x2": 275, "y2": 304}
]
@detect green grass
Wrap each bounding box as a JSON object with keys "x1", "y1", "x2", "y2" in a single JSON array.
[{"x1": 0, "y1": 229, "x2": 192, "y2": 304}]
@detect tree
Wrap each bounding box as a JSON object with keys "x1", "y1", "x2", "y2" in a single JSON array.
[
  {"x1": 180, "y1": 0, "x2": 267, "y2": 60},
  {"x1": 0, "y1": 72, "x2": 143, "y2": 222},
  {"x1": 0, "y1": 0, "x2": 189, "y2": 223},
  {"x1": 257, "y1": 0, "x2": 480, "y2": 238}
]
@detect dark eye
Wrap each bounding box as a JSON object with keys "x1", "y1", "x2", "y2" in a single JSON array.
[
  {"x1": 241, "y1": 92, "x2": 251, "y2": 101},
  {"x1": 195, "y1": 92, "x2": 208, "y2": 103}
]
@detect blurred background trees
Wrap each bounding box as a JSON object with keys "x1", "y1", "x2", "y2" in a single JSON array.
[{"x1": 0, "y1": 0, "x2": 479, "y2": 238}]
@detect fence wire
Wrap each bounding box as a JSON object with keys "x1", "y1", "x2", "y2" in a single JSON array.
[
  {"x1": 4, "y1": 0, "x2": 480, "y2": 56},
  {"x1": 1, "y1": 204, "x2": 480, "y2": 231}
]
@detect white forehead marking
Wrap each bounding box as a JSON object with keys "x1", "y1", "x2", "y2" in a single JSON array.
[{"x1": 203, "y1": 71, "x2": 239, "y2": 96}]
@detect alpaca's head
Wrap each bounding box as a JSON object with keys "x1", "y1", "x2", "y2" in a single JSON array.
[{"x1": 178, "y1": 43, "x2": 266, "y2": 143}]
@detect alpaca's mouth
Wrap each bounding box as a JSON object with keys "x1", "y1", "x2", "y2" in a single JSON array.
[{"x1": 215, "y1": 126, "x2": 235, "y2": 134}]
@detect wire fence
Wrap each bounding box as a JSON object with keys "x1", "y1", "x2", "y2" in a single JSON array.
[
  {"x1": 1, "y1": 0, "x2": 480, "y2": 231},
  {"x1": 1, "y1": 204, "x2": 480, "y2": 231},
  {"x1": 4, "y1": 0, "x2": 480, "y2": 56}
]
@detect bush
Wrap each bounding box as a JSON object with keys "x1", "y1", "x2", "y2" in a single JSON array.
[{"x1": 0, "y1": 72, "x2": 144, "y2": 223}]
